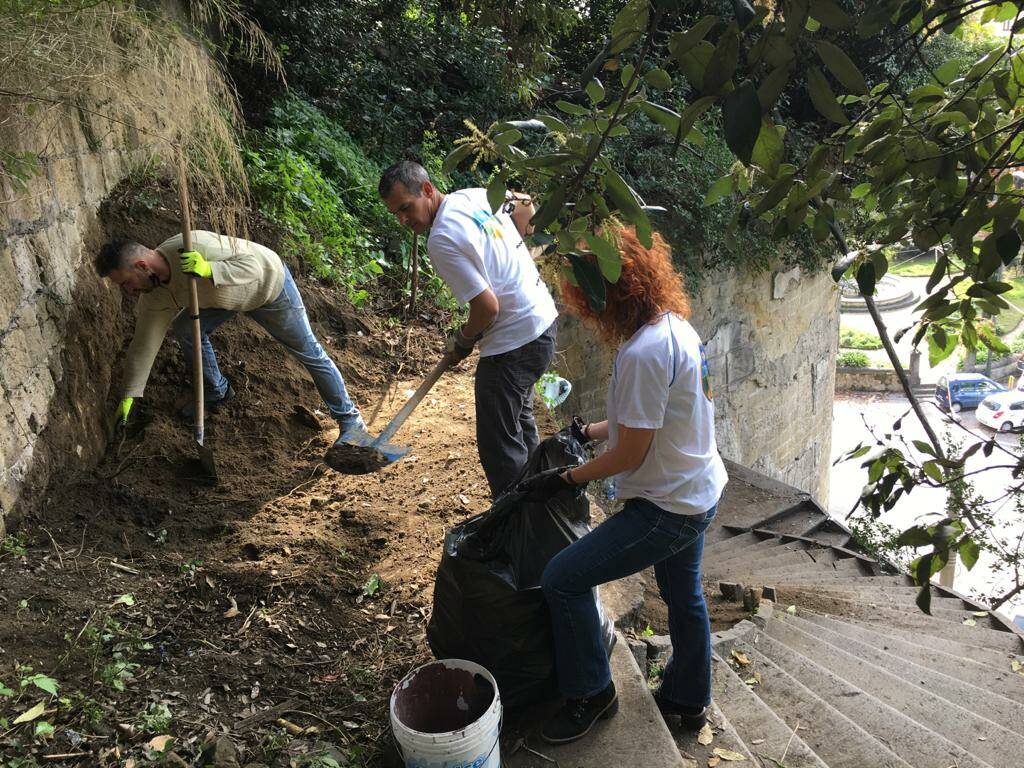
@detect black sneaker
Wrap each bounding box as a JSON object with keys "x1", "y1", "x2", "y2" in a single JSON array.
[
  {"x1": 653, "y1": 692, "x2": 707, "y2": 731},
  {"x1": 541, "y1": 682, "x2": 618, "y2": 745},
  {"x1": 179, "y1": 382, "x2": 235, "y2": 421}
]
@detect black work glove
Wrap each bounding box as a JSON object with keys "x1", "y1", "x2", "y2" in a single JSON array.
[
  {"x1": 446, "y1": 327, "x2": 480, "y2": 364},
  {"x1": 570, "y1": 416, "x2": 592, "y2": 446},
  {"x1": 517, "y1": 467, "x2": 576, "y2": 503}
]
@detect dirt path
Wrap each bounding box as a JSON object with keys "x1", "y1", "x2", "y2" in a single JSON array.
[{"x1": 0, "y1": 288, "x2": 512, "y2": 767}]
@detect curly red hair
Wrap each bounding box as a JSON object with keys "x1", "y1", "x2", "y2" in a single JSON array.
[{"x1": 561, "y1": 226, "x2": 690, "y2": 345}]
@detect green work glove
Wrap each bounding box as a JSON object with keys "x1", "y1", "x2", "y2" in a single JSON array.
[
  {"x1": 180, "y1": 250, "x2": 213, "y2": 279},
  {"x1": 116, "y1": 397, "x2": 134, "y2": 425}
]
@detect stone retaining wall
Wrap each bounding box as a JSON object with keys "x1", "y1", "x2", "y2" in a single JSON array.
[{"x1": 836, "y1": 367, "x2": 902, "y2": 393}]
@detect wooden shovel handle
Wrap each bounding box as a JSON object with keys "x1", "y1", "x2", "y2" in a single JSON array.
[
  {"x1": 176, "y1": 150, "x2": 204, "y2": 445},
  {"x1": 378, "y1": 353, "x2": 454, "y2": 444}
]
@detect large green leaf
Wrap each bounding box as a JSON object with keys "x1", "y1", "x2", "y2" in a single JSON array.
[
  {"x1": 704, "y1": 174, "x2": 735, "y2": 206},
  {"x1": 639, "y1": 101, "x2": 681, "y2": 134},
  {"x1": 442, "y1": 144, "x2": 472, "y2": 173},
  {"x1": 586, "y1": 78, "x2": 606, "y2": 104},
  {"x1": 668, "y1": 15, "x2": 718, "y2": 62},
  {"x1": 751, "y1": 121, "x2": 785, "y2": 176},
  {"x1": 644, "y1": 68, "x2": 673, "y2": 91},
  {"x1": 809, "y1": 0, "x2": 851, "y2": 29},
  {"x1": 807, "y1": 66, "x2": 849, "y2": 124},
  {"x1": 555, "y1": 100, "x2": 590, "y2": 116},
  {"x1": 531, "y1": 185, "x2": 567, "y2": 230},
  {"x1": 704, "y1": 24, "x2": 740, "y2": 94},
  {"x1": 721, "y1": 81, "x2": 762, "y2": 163},
  {"x1": 584, "y1": 231, "x2": 622, "y2": 283},
  {"x1": 603, "y1": 168, "x2": 651, "y2": 244},
  {"x1": 815, "y1": 40, "x2": 868, "y2": 95},
  {"x1": 758, "y1": 65, "x2": 792, "y2": 113},
  {"x1": 676, "y1": 41, "x2": 715, "y2": 88},
  {"x1": 678, "y1": 95, "x2": 717, "y2": 140},
  {"x1": 486, "y1": 174, "x2": 507, "y2": 214},
  {"x1": 568, "y1": 253, "x2": 607, "y2": 312}
]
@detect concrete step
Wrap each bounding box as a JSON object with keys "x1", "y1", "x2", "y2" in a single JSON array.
[
  {"x1": 762, "y1": 615, "x2": 1024, "y2": 765},
  {"x1": 799, "y1": 518, "x2": 855, "y2": 548},
  {"x1": 797, "y1": 611, "x2": 1024, "y2": 702},
  {"x1": 780, "y1": 611, "x2": 1024, "y2": 727},
  {"x1": 710, "y1": 652, "x2": 829, "y2": 768},
  {"x1": 774, "y1": 585, "x2": 994, "y2": 626},
  {"x1": 758, "y1": 502, "x2": 831, "y2": 537},
  {"x1": 507, "y1": 632, "x2": 683, "y2": 768},
  {"x1": 805, "y1": 610, "x2": 1022, "y2": 669},
  {"x1": 789, "y1": 602, "x2": 1024, "y2": 655},
  {"x1": 763, "y1": 581, "x2": 972, "y2": 606},
  {"x1": 671, "y1": 700, "x2": 757, "y2": 768},
  {"x1": 703, "y1": 530, "x2": 774, "y2": 558},
  {"x1": 706, "y1": 534, "x2": 796, "y2": 564},
  {"x1": 724, "y1": 555, "x2": 874, "y2": 582},
  {"x1": 708, "y1": 546, "x2": 842, "y2": 577},
  {"x1": 751, "y1": 630, "x2": 995, "y2": 768},
  {"x1": 733, "y1": 640, "x2": 913, "y2": 768}
]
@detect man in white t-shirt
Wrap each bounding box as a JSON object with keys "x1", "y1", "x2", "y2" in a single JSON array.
[{"x1": 379, "y1": 161, "x2": 558, "y2": 497}]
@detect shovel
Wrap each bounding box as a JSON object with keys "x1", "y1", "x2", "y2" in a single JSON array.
[
  {"x1": 325, "y1": 353, "x2": 454, "y2": 474},
  {"x1": 176, "y1": 150, "x2": 217, "y2": 484}
]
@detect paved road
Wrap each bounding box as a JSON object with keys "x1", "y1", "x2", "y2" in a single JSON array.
[{"x1": 830, "y1": 393, "x2": 1024, "y2": 618}]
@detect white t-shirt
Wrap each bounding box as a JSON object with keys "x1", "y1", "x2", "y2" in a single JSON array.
[
  {"x1": 606, "y1": 313, "x2": 728, "y2": 515},
  {"x1": 427, "y1": 189, "x2": 558, "y2": 357}
]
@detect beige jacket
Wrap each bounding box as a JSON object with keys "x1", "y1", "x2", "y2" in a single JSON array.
[{"x1": 121, "y1": 231, "x2": 285, "y2": 397}]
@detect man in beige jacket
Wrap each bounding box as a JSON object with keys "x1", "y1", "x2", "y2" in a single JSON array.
[{"x1": 95, "y1": 231, "x2": 364, "y2": 453}]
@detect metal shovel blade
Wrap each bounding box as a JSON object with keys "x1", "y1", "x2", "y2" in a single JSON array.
[
  {"x1": 179, "y1": 427, "x2": 218, "y2": 486},
  {"x1": 324, "y1": 425, "x2": 407, "y2": 475},
  {"x1": 324, "y1": 353, "x2": 453, "y2": 476}
]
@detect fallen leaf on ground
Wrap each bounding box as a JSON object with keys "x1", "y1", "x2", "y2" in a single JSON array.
[
  {"x1": 697, "y1": 723, "x2": 715, "y2": 745},
  {"x1": 971, "y1": 610, "x2": 988, "y2": 617},
  {"x1": 224, "y1": 597, "x2": 240, "y2": 618},
  {"x1": 731, "y1": 649, "x2": 750, "y2": 666},
  {"x1": 13, "y1": 701, "x2": 45, "y2": 724},
  {"x1": 147, "y1": 735, "x2": 173, "y2": 752},
  {"x1": 1011, "y1": 659, "x2": 1022, "y2": 674},
  {"x1": 713, "y1": 747, "x2": 747, "y2": 761},
  {"x1": 708, "y1": 758, "x2": 720, "y2": 767},
  {"x1": 786, "y1": 605, "x2": 796, "y2": 614},
  {"x1": 963, "y1": 618, "x2": 977, "y2": 626}
]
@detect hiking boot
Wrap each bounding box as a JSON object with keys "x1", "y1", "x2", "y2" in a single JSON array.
[
  {"x1": 541, "y1": 682, "x2": 618, "y2": 745},
  {"x1": 179, "y1": 382, "x2": 235, "y2": 421},
  {"x1": 653, "y1": 692, "x2": 707, "y2": 731},
  {"x1": 333, "y1": 417, "x2": 367, "y2": 447}
]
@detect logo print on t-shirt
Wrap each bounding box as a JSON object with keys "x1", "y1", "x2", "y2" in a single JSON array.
[
  {"x1": 470, "y1": 209, "x2": 505, "y2": 239},
  {"x1": 699, "y1": 343, "x2": 713, "y2": 400}
]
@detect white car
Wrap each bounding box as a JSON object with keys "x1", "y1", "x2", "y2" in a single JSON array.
[{"x1": 977, "y1": 392, "x2": 1024, "y2": 432}]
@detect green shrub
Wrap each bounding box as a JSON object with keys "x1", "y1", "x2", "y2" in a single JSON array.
[
  {"x1": 244, "y1": 98, "x2": 456, "y2": 310},
  {"x1": 837, "y1": 351, "x2": 871, "y2": 368},
  {"x1": 840, "y1": 327, "x2": 883, "y2": 350}
]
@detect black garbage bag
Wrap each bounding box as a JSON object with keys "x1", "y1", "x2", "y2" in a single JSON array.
[{"x1": 427, "y1": 429, "x2": 615, "y2": 709}]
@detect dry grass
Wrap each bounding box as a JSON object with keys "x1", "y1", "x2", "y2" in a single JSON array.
[{"x1": 0, "y1": 0, "x2": 281, "y2": 234}]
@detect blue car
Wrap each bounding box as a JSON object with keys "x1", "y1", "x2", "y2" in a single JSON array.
[{"x1": 935, "y1": 373, "x2": 1007, "y2": 413}]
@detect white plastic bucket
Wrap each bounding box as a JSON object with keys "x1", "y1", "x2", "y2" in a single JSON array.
[
  {"x1": 539, "y1": 374, "x2": 572, "y2": 409},
  {"x1": 390, "y1": 658, "x2": 501, "y2": 768}
]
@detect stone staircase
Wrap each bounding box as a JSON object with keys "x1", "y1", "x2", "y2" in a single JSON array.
[
  {"x1": 670, "y1": 462, "x2": 1024, "y2": 768},
  {"x1": 507, "y1": 462, "x2": 1024, "y2": 767}
]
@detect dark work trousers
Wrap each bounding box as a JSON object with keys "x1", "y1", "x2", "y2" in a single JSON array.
[{"x1": 474, "y1": 323, "x2": 556, "y2": 498}]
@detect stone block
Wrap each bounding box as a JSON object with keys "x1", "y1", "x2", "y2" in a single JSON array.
[
  {"x1": 726, "y1": 344, "x2": 755, "y2": 387},
  {"x1": 627, "y1": 636, "x2": 648, "y2": 676},
  {"x1": 643, "y1": 633, "x2": 673, "y2": 663}
]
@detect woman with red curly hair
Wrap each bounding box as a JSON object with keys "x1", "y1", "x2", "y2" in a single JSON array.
[{"x1": 519, "y1": 226, "x2": 728, "y2": 745}]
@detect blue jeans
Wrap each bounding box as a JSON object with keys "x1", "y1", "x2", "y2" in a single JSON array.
[
  {"x1": 171, "y1": 265, "x2": 362, "y2": 429},
  {"x1": 541, "y1": 498, "x2": 717, "y2": 704}
]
